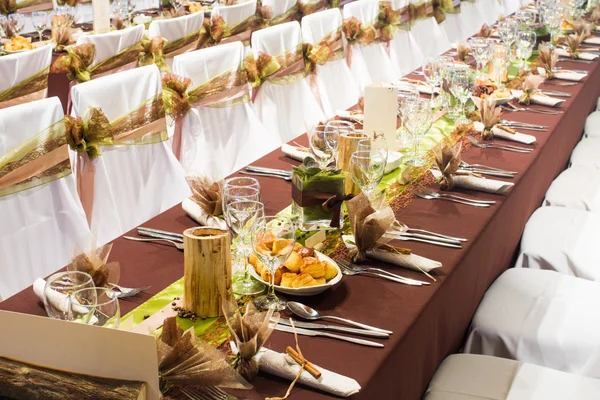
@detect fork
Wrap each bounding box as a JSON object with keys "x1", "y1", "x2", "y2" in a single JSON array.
[
  {"x1": 123, "y1": 236, "x2": 184, "y2": 250},
  {"x1": 181, "y1": 386, "x2": 236, "y2": 400},
  {"x1": 504, "y1": 103, "x2": 563, "y2": 115},
  {"x1": 409, "y1": 190, "x2": 491, "y2": 207},
  {"x1": 467, "y1": 136, "x2": 533, "y2": 153},
  {"x1": 109, "y1": 283, "x2": 150, "y2": 299},
  {"x1": 415, "y1": 184, "x2": 497, "y2": 204},
  {"x1": 239, "y1": 170, "x2": 292, "y2": 181},
  {"x1": 391, "y1": 222, "x2": 467, "y2": 242},
  {"x1": 336, "y1": 259, "x2": 428, "y2": 286},
  {"x1": 543, "y1": 80, "x2": 579, "y2": 86}
]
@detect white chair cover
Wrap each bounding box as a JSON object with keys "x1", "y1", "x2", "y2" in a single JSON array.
[
  {"x1": 464, "y1": 268, "x2": 600, "y2": 379},
  {"x1": 70, "y1": 65, "x2": 190, "y2": 245},
  {"x1": 76, "y1": 24, "x2": 145, "y2": 70},
  {"x1": 425, "y1": 354, "x2": 600, "y2": 400},
  {"x1": 251, "y1": 21, "x2": 325, "y2": 143},
  {"x1": 503, "y1": 0, "x2": 521, "y2": 16},
  {"x1": 262, "y1": 0, "x2": 297, "y2": 19},
  {"x1": 0, "y1": 97, "x2": 92, "y2": 299},
  {"x1": 584, "y1": 111, "x2": 600, "y2": 138},
  {"x1": 516, "y1": 207, "x2": 600, "y2": 282},
  {"x1": 475, "y1": 0, "x2": 502, "y2": 26},
  {"x1": 408, "y1": 0, "x2": 451, "y2": 58},
  {"x1": 148, "y1": 12, "x2": 206, "y2": 67},
  {"x1": 570, "y1": 138, "x2": 600, "y2": 169},
  {"x1": 343, "y1": 0, "x2": 400, "y2": 93},
  {"x1": 459, "y1": 0, "x2": 486, "y2": 38},
  {"x1": 389, "y1": 0, "x2": 425, "y2": 74},
  {"x1": 439, "y1": 14, "x2": 466, "y2": 45},
  {"x1": 301, "y1": 8, "x2": 360, "y2": 118},
  {"x1": 172, "y1": 42, "x2": 281, "y2": 180},
  {"x1": 212, "y1": 0, "x2": 257, "y2": 51},
  {"x1": 544, "y1": 165, "x2": 600, "y2": 211},
  {"x1": 0, "y1": 44, "x2": 52, "y2": 108}
]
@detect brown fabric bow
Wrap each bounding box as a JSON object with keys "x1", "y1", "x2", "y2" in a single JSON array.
[
  {"x1": 67, "y1": 244, "x2": 120, "y2": 288},
  {"x1": 186, "y1": 176, "x2": 223, "y2": 217},
  {"x1": 478, "y1": 98, "x2": 502, "y2": 140},
  {"x1": 572, "y1": 20, "x2": 593, "y2": 38},
  {"x1": 479, "y1": 23, "x2": 492, "y2": 38},
  {"x1": 433, "y1": 142, "x2": 463, "y2": 190},
  {"x1": 57, "y1": 0, "x2": 78, "y2": 5},
  {"x1": 519, "y1": 74, "x2": 544, "y2": 105},
  {"x1": 538, "y1": 45, "x2": 558, "y2": 79},
  {"x1": 342, "y1": 17, "x2": 377, "y2": 66},
  {"x1": 0, "y1": 0, "x2": 16, "y2": 15},
  {"x1": 298, "y1": 0, "x2": 328, "y2": 16},
  {"x1": 561, "y1": 32, "x2": 586, "y2": 59},
  {"x1": 52, "y1": 43, "x2": 96, "y2": 83},
  {"x1": 139, "y1": 35, "x2": 168, "y2": 72}
]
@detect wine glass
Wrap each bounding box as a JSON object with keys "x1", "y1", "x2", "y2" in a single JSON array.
[
  {"x1": 497, "y1": 20, "x2": 517, "y2": 49},
  {"x1": 349, "y1": 150, "x2": 386, "y2": 199},
  {"x1": 516, "y1": 30, "x2": 536, "y2": 69},
  {"x1": 70, "y1": 287, "x2": 120, "y2": 328},
  {"x1": 7, "y1": 13, "x2": 25, "y2": 36},
  {"x1": 450, "y1": 69, "x2": 474, "y2": 124},
  {"x1": 226, "y1": 200, "x2": 266, "y2": 295},
  {"x1": 395, "y1": 83, "x2": 419, "y2": 153},
  {"x1": 252, "y1": 216, "x2": 296, "y2": 311},
  {"x1": 491, "y1": 42, "x2": 510, "y2": 85},
  {"x1": 31, "y1": 11, "x2": 48, "y2": 43},
  {"x1": 423, "y1": 57, "x2": 442, "y2": 104},
  {"x1": 308, "y1": 123, "x2": 338, "y2": 168},
  {"x1": 469, "y1": 37, "x2": 490, "y2": 76},
  {"x1": 542, "y1": 8, "x2": 562, "y2": 49},
  {"x1": 403, "y1": 98, "x2": 433, "y2": 167},
  {"x1": 0, "y1": 16, "x2": 7, "y2": 40},
  {"x1": 43, "y1": 271, "x2": 94, "y2": 320},
  {"x1": 357, "y1": 133, "x2": 388, "y2": 163}
]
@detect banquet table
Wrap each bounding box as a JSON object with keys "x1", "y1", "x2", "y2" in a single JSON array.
[{"x1": 3, "y1": 53, "x2": 600, "y2": 399}]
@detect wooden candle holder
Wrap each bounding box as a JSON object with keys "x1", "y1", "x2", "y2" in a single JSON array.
[{"x1": 337, "y1": 131, "x2": 368, "y2": 195}]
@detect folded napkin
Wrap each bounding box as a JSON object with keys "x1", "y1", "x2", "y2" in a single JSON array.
[
  {"x1": 430, "y1": 169, "x2": 513, "y2": 194},
  {"x1": 257, "y1": 348, "x2": 361, "y2": 397},
  {"x1": 33, "y1": 278, "x2": 94, "y2": 318},
  {"x1": 473, "y1": 122, "x2": 536, "y2": 144},
  {"x1": 182, "y1": 198, "x2": 228, "y2": 229},
  {"x1": 336, "y1": 110, "x2": 364, "y2": 123},
  {"x1": 510, "y1": 89, "x2": 565, "y2": 107},
  {"x1": 555, "y1": 47, "x2": 599, "y2": 61},
  {"x1": 584, "y1": 37, "x2": 600, "y2": 45},
  {"x1": 394, "y1": 79, "x2": 438, "y2": 95},
  {"x1": 342, "y1": 235, "x2": 442, "y2": 273},
  {"x1": 538, "y1": 67, "x2": 586, "y2": 81}
]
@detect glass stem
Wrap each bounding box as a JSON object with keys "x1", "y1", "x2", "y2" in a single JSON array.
[
  {"x1": 268, "y1": 267, "x2": 276, "y2": 298},
  {"x1": 412, "y1": 134, "x2": 419, "y2": 161},
  {"x1": 461, "y1": 101, "x2": 466, "y2": 119},
  {"x1": 242, "y1": 249, "x2": 249, "y2": 280}
]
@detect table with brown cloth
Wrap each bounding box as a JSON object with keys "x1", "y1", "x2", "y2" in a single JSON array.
[{"x1": 3, "y1": 57, "x2": 600, "y2": 399}]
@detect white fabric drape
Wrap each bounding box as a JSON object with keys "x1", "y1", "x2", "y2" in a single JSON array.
[
  {"x1": 301, "y1": 8, "x2": 360, "y2": 118},
  {"x1": 544, "y1": 165, "x2": 600, "y2": 211},
  {"x1": 0, "y1": 97, "x2": 92, "y2": 299},
  {"x1": 70, "y1": 65, "x2": 190, "y2": 246},
  {"x1": 459, "y1": 0, "x2": 486, "y2": 38},
  {"x1": 464, "y1": 268, "x2": 600, "y2": 379},
  {"x1": 262, "y1": 0, "x2": 297, "y2": 18},
  {"x1": 439, "y1": 14, "x2": 466, "y2": 45},
  {"x1": 148, "y1": 12, "x2": 206, "y2": 68},
  {"x1": 76, "y1": 24, "x2": 145, "y2": 69},
  {"x1": 408, "y1": 0, "x2": 451, "y2": 58},
  {"x1": 388, "y1": 0, "x2": 425, "y2": 74},
  {"x1": 570, "y1": 138, "x2": 600, "y2": 169},
  {"x1": 172, "y1": 41, "x2": 281, "y2": 180},
  {"x1": 251, "y1": 21, "x2": 325, "y2": 143},
  {"x1": 0, "y1": 44, "x2": 52, "y2": 103},
  {"x1": 212, "y1": 0, "x2": 257, "y2": 52},
  {"x1": 584, "y1": 111, "x2": 600, "y2": 138}
]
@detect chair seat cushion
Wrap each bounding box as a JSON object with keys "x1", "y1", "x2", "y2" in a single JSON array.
[
  {"x1": 544, "y1": 165, "x2": 600, "y2": 211},
  {"x1": 570, "y1": 138, "x2": 600, "y2": 169}
]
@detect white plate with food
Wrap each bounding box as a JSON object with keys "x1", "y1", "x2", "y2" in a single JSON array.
[{"x1": 248, "y1": 245, "x2": 342, "y2": 296}]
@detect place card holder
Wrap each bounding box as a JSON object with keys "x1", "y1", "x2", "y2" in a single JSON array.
[
  {"x1": 93, "y1": 0, "x2": 111, "y2": 34},
  {"x1": 363, "y1": 83, "x2": 399, "y2": 151}
]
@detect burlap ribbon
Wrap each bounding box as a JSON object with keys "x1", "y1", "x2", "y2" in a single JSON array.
[
  {"x1": 479, "y1": 23, "x2": 492, "y2": 38},
  {"x1": 65, "y1": 96, "x2": 167, "y2": 224},
  {"x1": 587, "y1": 6, "x2": 600, "y2": 24},
  {"x1": 538, "y1": 45, "x2": 558, "y2": 79},
  {"x1": 165, "y1": 23, "x2": 206, "y2": 56},
  {"x1": 67, "y1": 244, "x2": 120, "y2": 288},
  {"x1": 457, "y1": 41, "x2": 470, "y2": 62},
  {"x1": 0, "y1": 67, "x2": 49, "y2": 109},
  {"x1": 163, "y1": 68, "x2": 250, "y2": 160},
  {"x1": 561, "y1": 32, "x2": 587, "y2": 59},
  {"x1": 186, "y1": 175, "x2": 223, "y2": 216},
  {"x1": 53, "y1": 26, "x2": 73, "y2": 53},
  {"x1": 377, "y1": 2, "x2": 411, "y2": 41},
  {"x1": 478, "y1": 98, "x2": 501, "y2": 140},
  {"x1": 433, "y1": 142, "x2": 464, "y2": 190},
  {"x1": 432, "y1": 0, "x2": 461, "y2": 23},
  {"x1": 270, "y1": 4, "x2": 300, "y2": 25},
  {"x1": 303, "y1": 28, "x2": 344, "y2": 107},
  {"x1": 518, "y1": 74, "x2": 545, "y2": 105},
  {"x1": 298, "y1": 0, "x2": 328, "y2": 16},
  {"x1": 139, "y1": 35, "x2": 169, "y2": 73},
  {"x1": 0, "y1": 120, "x2": 71, "y2": 199},
  {"x1": 409, "y1": 0, "x2": 434, "y2": 21},
  {"x1": 208, "y1": 14, "x2": 255, "y2": 47},
  {"x1": 572, "y1": 20, "x2": 594, "y2": 38}
]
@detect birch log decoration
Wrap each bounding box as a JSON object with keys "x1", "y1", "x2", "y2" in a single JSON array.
[
  {"x1": 183, "y1": 227, "x2": 233, "y2": 318},
  {"x1": 337, "y1": 131, "x2": 368, "y2": 195}
]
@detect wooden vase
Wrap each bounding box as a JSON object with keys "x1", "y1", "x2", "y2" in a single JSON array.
[
  {"x1": 183, "y1": 227, "x2": 233, "y2": 318},
  {"x1": 337, "y1": 131, "x2": 368, "y2": 195}
]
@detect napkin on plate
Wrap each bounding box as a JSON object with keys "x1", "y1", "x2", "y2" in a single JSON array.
[
  {"x1": 336, "y1": 110, "x2": 364, "y2": 123},
  {"x1": 510, "y1": 90, "x2": 565, "y2": 107},
  {"x1": 584, "y1": 37, "x2": 600, "y2": 45},
  {"x1": 281, "y1": 143, "x2": 310, "y2": 161},
  {"x1": 537, "y1": 67, "x2": 586, "y2": 81},
  {"x1": 257, "y1": 348, "x2": 361, "y2": 397},
  {"x1": 473, "y1": 121, "x2": 536, "y2": 145},
  {"x1": 430, "y1": 169, "x2": 513, "y2": 194},
  {"x1": 182, "y1": 198, "x2": 227, "y2": 229},
  {"x1": 555, "y1": 47, "x2": 599, "y2": 61}
]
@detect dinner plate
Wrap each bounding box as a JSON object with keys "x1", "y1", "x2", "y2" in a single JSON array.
[{"x1": 248, "y1": 251, "x2": 342, "y2": 296}]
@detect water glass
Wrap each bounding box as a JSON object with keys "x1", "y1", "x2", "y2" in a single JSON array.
[
  {"x1": 403, "y1": 99, "x2": 433, "y2": 167},
  {"x1": 423, "y1": 57, "x2": 443, "y2": 104},
  {"x1": 70, "y1": 287, "x2": 120, "y2": 328},
  {"x1": 31, "y1": 11, "x2": 48, "y2": 42},
  {"x1": 357, "y1": 133, "x2": 388, "y2": 162},
  {"x1": 43, "y1": 271, "x2": 94, "y2": 320},
  {"x1": 7, "y1": 13, "x2": 25, "y2": 36},
  {"x1": 396, "y1": 83, "x2": 419, "y2": 152},
  {"x1": 516, "y1": 30, "x2": 536, "y2": 69},
  {"x1": 349, "y1": 150, "x2": 387, "y2": 198},
  {"x1": 450, "y1": 70, "x2": 474, "y2": 124},
  {"x1": 0, "y1": 16, "x2": 7, "y2": 39},
  {"x1": 308, "y1": 123, "x2": 338, "y2": 168},
  {"x1": 491, "y1": 42, "x2": 510, "y2": 84}
]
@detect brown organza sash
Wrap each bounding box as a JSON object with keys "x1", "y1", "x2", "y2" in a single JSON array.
[
  {"x1": 209, "y1": 14, "x2": 255, "y2": 48},
  {"x1": 0, "y1": 0, "x2": 52, "y2": 15},
  {"x1": 0, "y1": 120, "x2": 71, "y2": 198},
  {"x1": 304, "y1": 28, "x2": 344, "y2": 110},
  {"x1": 409, "y1": 0, "x2": 435, "y2": 20},
  {"x1": 298, "y1": 0, "x2": 328, "y2": 16},
  {"x1": 0, "y1": 67, "x2": 49, "y2": 110}
]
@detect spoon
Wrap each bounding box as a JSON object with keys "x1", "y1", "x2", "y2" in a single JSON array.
[{"x1": 287, "y1": 302, "x2": 393, "y2": 335}]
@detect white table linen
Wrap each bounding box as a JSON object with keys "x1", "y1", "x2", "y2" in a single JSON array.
[
  {"x1": 544, "y1": 165, "x2": 600, "y2": 211},
  {"x1": 70, "y1": 65, "x2": 190, "y2": 246},
  {"x1": 555, "y1": 48, "x2": 599, "y2": 61},
  {"x1": 464, "y1": 268, "x2": 600, "y2": 379},
  {"x1": 0, "y1": 97, "x2": 92, "y2": 299},
  {"x1": 182, "y1": 198, "x2": 228, "y2": 229},
  {"x1": 510, "y1": 90, "x2": 565, "y2": 107},
  {"x1": 570, "y1": 138, "x2": 600, "y2": 168},
  {"x1": 172, "y1": 41, "x2": 280, "y2": 180}
]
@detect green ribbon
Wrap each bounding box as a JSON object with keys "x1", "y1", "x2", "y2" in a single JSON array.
[{"x1": 0, "y1": 67, "x2": 49, "y2": 104}]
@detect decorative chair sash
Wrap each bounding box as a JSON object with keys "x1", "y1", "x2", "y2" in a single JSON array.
[
  {"x1": 0, "y1": 67, "x2": 49, "y2": 109},
  {"x1": 0, "y1": 0, "x2": 52, "y2": 15},
  {"x1": 162, "y1": 69, "x2": 250, "y2": 160},
  {"x1": 433, "y1": 0, "x2": 461, "y2": 24},
  {"x1": 270, "y1": 4, "x2": 300, "y2": 25},
  {"x1": 298, "y1": 0, "x2": 328, "y2": 16},
  {"x1": 377, "y1": 2, "x2": 411, "y2": 41},
  {"x1": 164, "y1": 25, "x2": 206, "y2": 56},
  {"x1": 65, "y1": 94, "x2": 167, "y2": 224},
  {"x1": 0, "y1": 120, "x2": 71, "y2": 198},
  {"x1": 408, "y1": 0, "x2": 434, "y2": 21},
  {"x1": 208, "y1": 14, "x2": 255, "y2": 47},
  {"x1": 139, "y1": 35, "x2": 169, "y2": 73},
  {"x1": 342, "y1": 17, "x2": 381, "y2": 66},
  {"x1": 56, "y1": 0, "x2": 78, "y2": 6}
]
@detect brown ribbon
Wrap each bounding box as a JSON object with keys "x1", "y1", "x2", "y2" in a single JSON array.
[
  {"x1": 291, "y1": 183, "x2": 352, "y2": 228},
  {"x1": 0, "y1": 144, "x2": 69, "y2": 192}
]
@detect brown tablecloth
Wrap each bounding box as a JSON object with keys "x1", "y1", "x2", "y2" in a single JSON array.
[{"x1": 3, "y1": 57, "x2": 600, "y2": 399}]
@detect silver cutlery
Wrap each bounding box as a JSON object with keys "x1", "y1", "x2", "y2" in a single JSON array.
[
  {"x1": 287, "y1": 301, "x2": 393, "y2": 334},
  {"x1": 558, "y1": 58, "x2": 593, "y2": 64},
  {"x1": 336, "y1": 258, "x2": 431, "y2": 284},
  {"x1": 109, "y1": 283, "x2": 150, "y2": 299},
  {"x1": 496, "y1": 124, "x2": 547, "y2": 132},
  {"x1": 182, "y1": 386, "x2": 237, "y2": 400},
  {"x1": 274, "y1": 325, "x2": 384, "y2": 347},
  {"x1": 246, "y1": 165, "x2": 292, "y2": 177},
  {"x1": 410, "y1": 190, "x2": 491, "y2": 207},
  {"x1": 137, "y1": 227, "x2": 184, "y2": 239},
  {"x1": 391, "y1": 222, "x2": 467, "y2": 242},
  {"x1": 468, "y1": 136, "x2": 533, "y2": 153},
  {"x1": 460, "y1": 162, "x2": 517, "y2": 176},
  {"x1": 384, "y1": 233, "x2": 462, "y2": 248},
  {"x1": 123, "y1": 236, "x2": 184, "y2": 250},
  {"x1": 137, "y1": 229, "x2": 184, "y2": 243},
  {"x1": 458, "y1": 167, "x2": 515, "y2": 178},
  {"x1": 239, "y1": 170, "x2": 292, "y2": 181},
  {"x1": 552, "y1": 67, "x2": 588, "y2": 75},
  {"x1": 499, "y1": 120, "x2": 548, "y2": 129},
  {"x1": 543, "y1": 80, "x2": 579, "y2": 86},
  {"x1": 274, "y1": 318, "x2": 390, "y2": 338},
  {"x1": 416, "y1": 184, "x2": 497, "y2": 204},
  {"x1": 540, "y1": 90, "x2": 572, "y2": 97},
  {"x1": 385, "y1": 231, "x2": 461, "y2": 245},
  {"x1": 502, "y1": 103, "x2": 563, "y2": 115}
]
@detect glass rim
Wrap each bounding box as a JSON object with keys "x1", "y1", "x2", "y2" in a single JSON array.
[
  {"x1": 47, "y1": 271, "x2": 93, "y2": 290},
  {"x1": 69, "y1": 287, "x2": 117, "y2": 307},
  {"x1": 351, "y1": 150, "x2": 384, "y2": 159},
  {"x1": 223, "y1": 177, "x2": 260, "y2": 190}
]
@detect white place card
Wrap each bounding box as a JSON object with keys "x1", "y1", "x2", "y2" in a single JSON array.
[
  {"x1": 363, "y1": 83, "x2": 399, "y2": 151},
  {"x1": 93, "y1": 0, "x2": 111, "y2": 34}
]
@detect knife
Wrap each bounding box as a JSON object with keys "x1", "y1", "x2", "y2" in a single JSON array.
[
  {"x1": 385, "y1": 231, "x2": 462, "y2": 245},
  {"x1": 540, "y1": 90, "x2": 572, "y2": 97},
  {"x1": 246, "y1": 165, "x2": 292, "y2": 177},
  {"x1": 274, "y1": 325, "x2": 385, "y2": 347},
  {"x1": 274, "y1": 319, "x2": 390, "y2": 338},
  {"x1": 137, "y1": 228, "x2": 184, "y2": 242}
]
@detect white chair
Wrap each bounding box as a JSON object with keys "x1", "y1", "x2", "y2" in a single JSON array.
[
  {"x1": 172, "y1": 41, "x2": 281, "y2": 180},
  {"x1": 464, "y1": 268, "x2": 600, "y2": 379},
  {"x1": 343, "y1": 0, "x2": 400, "y2": 93},
  {"x1": 458, "y1": 0, "x2": 486, "y2": 38},
  {"x1": 502, "y1": 0, "x2": 521, "y2": 16},
  {"x1": 148, "y1": 12, "x2": 206, "y2": 66},
  {"x1": 584, "y1": 111, "x2": 600, "y2": 138},
  {"x1": 408, "y1": 0, "x2": 451, "y2": 58},
  {"x1": 251, "y1": 21, "x2": 325, "y2": 143},
  {"x1": 70, "y1": 65, "x2": 190, "y2": 245},
  {"x1": 516, "y1": 207, "x2": 600, "y2": 282},
  {"x1": 387, "y1": 0, "x2": 425, "y2": 74},
  {"x1": 211, "y1": 0, "x2": 257, "y2": 48},
  {"x1": 570, "y1": 138, "x2": 600, "y2": 169},
  {"x1": 0, "y1": 45, "x2": 52, "y2": 109},
  {"x1": 544, "y1": 165, "x2": 600, "y2": 212},
  {"x1": 301, "y1": 8, "x2": 360, "y2": 118},
  {"x1": 472, "y1": 0, "x2": 501, "y2": 28},
  {"x1": 0, "y1": 97, "x2": 92, "y2": 299},
  {"x1": 425, "y1": 354, "x2": 600, "y2": 400},
  {"x1": 262, "y1": 0, "x2": 298, "y2": 24},
  {"x1": 439, "y1": 8, "x2": 467, "y2": 45}
]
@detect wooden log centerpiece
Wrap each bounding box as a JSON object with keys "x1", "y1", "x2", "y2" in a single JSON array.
[
  {"x1": 183, "y1": 227, "x2": 233, "y2": 318},
  {"x1": 337, "y1": 131, "x2": 368, "y2": 195}
]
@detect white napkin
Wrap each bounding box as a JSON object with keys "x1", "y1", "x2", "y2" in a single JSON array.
[
  {"x1": 430, "y1": 169, "x2": 513, "y2": 194},
  {"x1": 342, "y1": 235, "x2": 442, "y2": 273},
  {"x1": 555, "y1": 48, "x2": 599, "y2": 61},
  {"x1": 336, "y1": 110, "x2": 364, "y2": 123},
  {"x1": 584, "y1": 37, "x2": 600, "y2": 45},
  {"x1": 281, "y1": 143, "x2": 310, "y2": 161},
  {"x1": 182, "y1": 198, "x2": 228, "y2": 229},
  {"x1": 33, "y1": 278, "x2": 93, "y2": 318},
  {"x1": 257, "y1": 348, "x2": 361, "y2": 398},
  {"x1": 473, "y1": 122, "x2": 536, "y2": 144},
  {"x1": 538, "y1": 67, "x2": 586, "y2": 81},
  {"x1": 510, "y1": 90, "x2": 565, "y2": 107}
]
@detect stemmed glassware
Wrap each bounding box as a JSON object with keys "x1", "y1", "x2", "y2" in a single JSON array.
[
  {"x1": 69, "y1": 287, "x2": 120, "y2": 328},
  {"x1": 252, "y1": 216, "x2": 296, "y2": 311},
  {"x1": 43, "y1": 271, "x2": 95, "y2": 320},
  {"x1": 308, "y1": 123, "x2": 338, "y2": 168},
  {"x1": 357, "y1": 134, "x2": 388, "y2": 161},
  {"x1": 7, "y1": 13, "x2": 25, "y2": 36},
  {"x1": 0, "y1": 16, "x2": 7, "y2": 40},
  {"x1": 469, "y1": 37, "x2": 491, "y2": 77},
  {"x1": 31, "y1": 11, "x2": 48, "y2": 43},
  {"x1": 542, "y1": 8, "x2": 562, "y2": 49},
  {"x1": 516, "y1": 30, "x2": 536, "y2": 69},
  {"x1": 423, "y1": 57, "x2": 442, "y2": 104},
  {"x1": 325, "y1": 120, "x2": 351, "y2": 161},
  {"x1": 497, "y1": 20, "x2": 517, "y2": 50},
  {"x1": 403, "y1": 98, "x2": 433, "y2": 167},
  {"x1": 450, "y1": 70, "x2": 474, "y2": 124},
  {"x1": 396, "y1": 83, "x2": 419, "y2": 152},
  {"x1": 349, "y1": 150, "x2": 387, "y2": 199}
]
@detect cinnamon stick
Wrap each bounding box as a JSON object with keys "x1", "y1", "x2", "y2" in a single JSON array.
[
  {"x1": 497, "y1": 124, "x2": 516, "y2": 134},
  {"x1": 285, "y1": 346, "x2": 322, "y2": 379}
]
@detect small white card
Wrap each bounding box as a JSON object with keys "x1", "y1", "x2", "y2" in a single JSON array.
[
  {"x1": 93, "y1": 0, "x2": 111, "y2": 34},
  {"x1": 363, "y1": 83, "x2": 399, "y2": 151}
]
